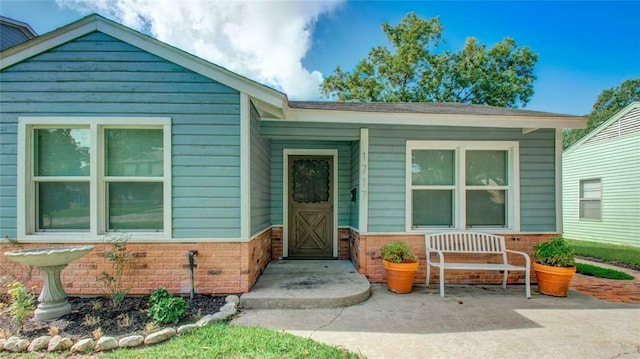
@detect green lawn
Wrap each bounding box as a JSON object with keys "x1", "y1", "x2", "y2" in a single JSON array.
[
  {"x1": 101, "y1": 323, "x2": 363, "y2": 359},
  {"x1": 568, "y1": 239, "x2": 640, "y2": 268},
  {"x1": 575, "y1": 263, "x2": 634, "y2": 280}
]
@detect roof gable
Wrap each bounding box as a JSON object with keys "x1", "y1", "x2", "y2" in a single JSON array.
[
  {"x1": 1, "y1": 13, "x2": 586, "y2": 130},
  {"x1": 0, "y1": 14, "x2": 286, "y2": 115},
  {"x1": 564, "y1": 102, "x2": 640, "y2": 155}
]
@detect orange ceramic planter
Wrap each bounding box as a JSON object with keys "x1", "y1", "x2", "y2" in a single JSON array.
[
  {"x1": 382, "y1": 260, "x2": 419, "y2": 294},
  {"x1": 533, "y1": 262, "x2": 577, "y2": 297}
]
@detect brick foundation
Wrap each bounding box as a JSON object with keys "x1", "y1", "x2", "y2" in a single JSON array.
[
  {"x1": 271, "y1": 226, "x2": 283, "y2": 260},
  {"x1": 269, "y1": 226, "x2": 350, "y2": 260},
  {"x1": 1, "y1": 230, "x2": 553, "y2": 296},
  {"x1": 355, "y1": 233, "x2": 556, "y2": 285},
  {"x1": 0, "y1": 229, "x2": 272, "y2": 296},
  {"x1": 349, "y1": 229, "x2": 360, "y2": 271}
]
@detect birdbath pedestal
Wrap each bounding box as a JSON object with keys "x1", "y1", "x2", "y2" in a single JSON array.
[{"x1": 4, "y1": 245, "x2": 94, "y2": 321}]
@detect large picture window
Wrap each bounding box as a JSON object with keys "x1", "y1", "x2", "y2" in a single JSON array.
[
  {"x1": 407, "y1": 141, "x2": 519, "y2": 231},
  {"x1": 579, "y1": 179, "x2": 601, "y2": 220},
  {"x1": 19, "y1": 117, "x2": 171, "y2": 239}
]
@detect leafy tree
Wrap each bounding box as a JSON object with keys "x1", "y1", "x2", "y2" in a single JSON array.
[
  {"x1": 563, "y1": 79, "x2": 640, "y2": 148},
  {"x1": 321, "y1": 13, "x2": 538, "y2": 108}
]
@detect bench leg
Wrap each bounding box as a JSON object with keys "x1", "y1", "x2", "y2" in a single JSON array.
[
  {"x1": 502, "y1": 270, "x2": 508, "y2": 289},
  {"x1": 426, "y1": 263, "x2": 431, "y2": 286},
  {"x1": 525, "y1": 269, "x2": 531, "y2": 299},
  {"x1": 439, "y1": 266, "x2": 445, "y2": 298}
]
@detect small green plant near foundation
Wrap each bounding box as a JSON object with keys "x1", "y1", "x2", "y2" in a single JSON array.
[
  {"x1": 91, "y1": 300, "x2": 103, "y2": 311},
  {"x1": 575, "y1": 263, "x2": 634, "y2": 280},
  {"x1": 533, "y1": 236, "x2": 575, "y2": 267},
  {"x1": 100, "y1": 232, "x2": 136, "y2": 306},
  {"x1": 147, "y1": 287, "x2": 188, "y2": 324},
  {"x1": 7, "y1": 281, "x2": 36, "y2": 332},
  {"x1": 380, "y1": 241, "x2": 417, "y2": 263},
  {"x1": 82, "y1": 314, "x2": 101, "y2": 326}
]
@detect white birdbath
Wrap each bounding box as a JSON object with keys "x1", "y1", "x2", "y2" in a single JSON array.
[{"x1": 4, "y1": 245, "x2": 94, "y2": 321}]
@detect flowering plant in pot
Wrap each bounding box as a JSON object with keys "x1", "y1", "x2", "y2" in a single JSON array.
[
  {"x1": 380, "y1": 241, "x2": 419, "y2": 294},
  {"x1": 532, "y1": 236, "x2": 576, "y2": 297}
]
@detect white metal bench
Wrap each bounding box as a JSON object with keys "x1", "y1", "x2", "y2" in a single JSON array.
[{"x1": 425, "y1": 232, "x2": 531, "y2": 298}]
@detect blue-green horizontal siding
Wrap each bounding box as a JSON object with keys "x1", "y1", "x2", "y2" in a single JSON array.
[
  {"x1": 261, "y1": 121, "x2": 360, "y2": 140},
  {"x1": 0, "y1": 31, "x2": 241, "y2": 238},
  {"x1": 1, "y1": 24, "x2": 32, "y2": 50},
  {"x1": 250, "y1": 103, "x2": 272, "y2": 236},
  {"x1": 367, "y1": 125, "x2": 556, "y2": 232},
  {"x1": 262, "y1": 121, "x2": 557, "y2": 233}
]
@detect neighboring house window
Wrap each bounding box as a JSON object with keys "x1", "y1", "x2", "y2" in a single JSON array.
[
  {"x1": 406, "y1": 141, "x2": 519, "y2": 231},
  {"x1": 19, "y1": 117, "x2": 171, "y2": 238},
  {"x1": 579, "y1": 179, "x2": 601, "y2": 220}
]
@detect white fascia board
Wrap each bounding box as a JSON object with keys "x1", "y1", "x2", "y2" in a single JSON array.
[
  {"x1": 279, "y1": 108, "x2": 586, "y2": 129},
  {"x1": 251, "y1": 97, "x2": 285, "y2": 119}
]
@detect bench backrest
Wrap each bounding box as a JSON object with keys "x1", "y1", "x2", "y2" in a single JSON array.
[{"x1": 426, "y1": 232, "x2": 506, "y2": 253}]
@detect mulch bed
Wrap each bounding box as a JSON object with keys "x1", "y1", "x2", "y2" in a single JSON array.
[{"x1": 0, "y1": 294, "x2": 226, "y2": 341}]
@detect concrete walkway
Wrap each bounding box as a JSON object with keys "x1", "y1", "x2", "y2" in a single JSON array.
[
  {"x1": 240, "y1": 260, "x2": 371, "y2": 309},
  {"x1": 233, "y1": 283, "x2": 640, "y2": 358},
  {"x1": 231, "y1": 261, "x2": 640, "y2": 358}
]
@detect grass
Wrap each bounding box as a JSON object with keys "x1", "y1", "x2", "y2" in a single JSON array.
[
  {"x1": 101, "y1": 323, "x2": 364, "y2": 359},
  {"x1": 575, "y1": 263, "x2": 634, "y2": 280},
  {"x1": 568, "y1": 239, "x2": 640, "y2": 268}
]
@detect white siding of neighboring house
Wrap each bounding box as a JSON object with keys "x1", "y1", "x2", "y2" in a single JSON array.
[{"x1": 562, "y1": 107, "x2": 640, "y2": 246}]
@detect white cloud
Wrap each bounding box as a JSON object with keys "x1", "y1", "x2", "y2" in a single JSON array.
[{"x1": 56, "y1": 0, "x2": 343, "y2": 99}]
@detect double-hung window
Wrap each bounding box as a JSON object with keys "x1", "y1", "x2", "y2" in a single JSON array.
[
  {"x1": 579, "y1": 179, "x2": 601, "y2": 220},
  {"x1": 406, "y1": 141, "x2": 519, "y2": 232},
  {"x1": 19, "y1": 117, "x2": 172, "y2": 239}
]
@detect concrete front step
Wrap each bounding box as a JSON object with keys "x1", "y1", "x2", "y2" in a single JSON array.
[{"x1": 240, "y1": 260, "x2": 371, "y2": 309}]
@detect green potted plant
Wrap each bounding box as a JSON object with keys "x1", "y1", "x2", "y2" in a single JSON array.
[
  {"x1": 532, "y1": 236, "x2": 576, "y2": 297},
  {"x1": 381, "y1": 241, "x2": 419, "y2": 294}
]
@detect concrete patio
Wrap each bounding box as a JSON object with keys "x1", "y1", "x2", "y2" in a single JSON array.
[{"x1": 233, "y1": 260, "x2": 640, "y2": 358}]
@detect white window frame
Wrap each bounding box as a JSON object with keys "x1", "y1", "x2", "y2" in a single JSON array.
[
  {"x1": 18, "y1": 117, "x2": 172, "y2": 241},
  {"x1": 579, "y1": 178, "x2": 602, "y2": 221},
  {"x1": 405, "y1": 141, "x2": 520, "y2": 233}
]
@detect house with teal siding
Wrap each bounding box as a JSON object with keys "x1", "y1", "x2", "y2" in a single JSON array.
[
  {"x1": 0, "y1": 15, "x2": 585, "y2": 295},
  {"x1": 562, "y1": 102, "x2": 640, "y2": 247},
  {"x1": 0, "y1": 16, "x2": 37, "y2": 51}
]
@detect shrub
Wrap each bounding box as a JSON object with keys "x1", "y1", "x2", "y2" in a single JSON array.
[
  {"x1": 148, "y1": 287, "x2": 188, "y2": 324},
  {"x1": 533, "y1": 236, "x2": 575, "y2": 267},
  {"x1": 7, "y1": 281, "x2": 36, "y2": 330},
  {"x1": 381, "y1": 241, "x2": 417, "y2": 263},
  {"x1": 100, "y1": 232, "x2": 136, "y2": 306}
]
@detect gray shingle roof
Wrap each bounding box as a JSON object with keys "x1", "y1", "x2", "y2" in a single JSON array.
[{"x1": 289, "y1": 101, "x2": 582, "y2": 118}]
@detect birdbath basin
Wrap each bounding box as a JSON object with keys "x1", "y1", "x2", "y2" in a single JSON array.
[{"x1": 4, "y1": 245, "x2": 94, "y2": 321}]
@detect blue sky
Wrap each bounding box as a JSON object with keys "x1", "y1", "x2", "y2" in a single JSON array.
[{"x1": 1, "y1": 0, "x2": 639, "y2": 115}]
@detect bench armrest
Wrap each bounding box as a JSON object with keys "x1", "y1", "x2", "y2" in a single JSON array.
[
  {"x1": 505, "y1": 249, "x2": 531, "y2": 269},
  {"x1": 426, "y1": 247, "x2": 445, "y2": 266}
]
